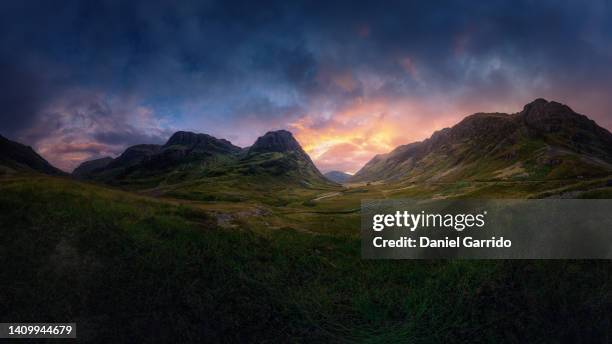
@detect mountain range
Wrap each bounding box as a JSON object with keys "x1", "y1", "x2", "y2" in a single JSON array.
[
  {"x1": 2, "y1": 99, "x2": 612, "y2": 188},
  {"x1": 72, "y1": 129, "x2": 330, "y2": 189},
  {"x1": 351, "y1": 99, "x2": 612, "y2": 183}
]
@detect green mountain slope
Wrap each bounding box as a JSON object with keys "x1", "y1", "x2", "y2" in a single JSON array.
[
  {"x1": 75, "y1": 130, "x2": 334, "y2": 197},
  {"x1": 0, "y1": 134, "x2": 65, "y2": 175},
  {"x1": 351, "y1": 99, "x2": 612, "y2": 183},
  {"x1": 242, "y1": 130, "x2": 329, "y2": 184},
  {"x1": 72, "y1": 156, "x2": 113, "y2": 178},
  {"x1": 76, "y1": 130, "x2": 243, "y2": 183},
  {"x1": 145, "y1": 130, "x2": 337, "y2": 205}
]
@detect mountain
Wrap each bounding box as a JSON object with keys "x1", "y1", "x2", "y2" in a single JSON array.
[
  {"x1": 105, "y1": 144, "x2": 161, "y2": 170},
  {"x1": 351, "y1": 99, "x2": 612, "y2": 183},
  {"x1": 324, "y1": 171, "x2": 352, "y2": 183},
  {"x1": 102, "y1": 129, "x2": 242, "y2": 172},
  {"x1": 76, "y1": 131, "x2": 240, "y2": 181},
  {"x1": 248, "y1": 130, "x2": 304, "y2": 154},
  {"x1": 241, "y1": 130, "x2": 328, "y2": 184},
  {"x1": 161, "y1": 131, "x2": 241, "y2": 162},
  {"x1": 0, "y1": 134, "x2": 64, "y2": 175},
  {"x1": 72, "y1": 156, "x2": 113, "y2": 178},
  {"x1": 76, "y1": 129, "x2": 330, "y2": 188}
]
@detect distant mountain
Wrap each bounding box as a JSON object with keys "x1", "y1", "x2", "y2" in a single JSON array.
[
  {"x1": 76, "y1": 129, "x2": 330, "y2": 188},
  {"x1": 72, "y1": 157, "x2": 113, "y2": 178},
  {"x1": 106, "y1": 144, "x2": 161, "y2": 170},
  {"x1": 98, "y1": 131, "x2": 243, "y2": 173},
  {"x1": 351, "y1": 99, "x2": 612, "y2": 183},
  {"x1": 0, "y1": 134, "x2": 64, "y2": 175},
  {"x1": 324, "y1": 170, "x2": 351, "y2": 183}
]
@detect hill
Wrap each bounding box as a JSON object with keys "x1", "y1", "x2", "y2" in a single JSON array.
[
  {"x1": 324, "y1": 170, "x2": 351, "y2": 183},
  {"x1": 0, "y1": 134, "x2": 65, "y2": 175},
  {"x1": 351, "y1": 99, "x2": 612, "y2": 183},
  {"x1": 72, "y1": 156, "x2": 113, "y2": 178}
]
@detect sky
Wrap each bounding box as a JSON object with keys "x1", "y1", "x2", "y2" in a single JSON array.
[{"x1": 1, "y1": 0, "x2": 612, "y2": 173}]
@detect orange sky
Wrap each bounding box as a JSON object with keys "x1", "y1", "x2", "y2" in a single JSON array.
[{"x1": 288, "y1": 97, "x2": 482, "y2": 174}]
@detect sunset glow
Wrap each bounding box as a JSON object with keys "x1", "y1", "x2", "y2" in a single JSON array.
[{"x1": 1, "y1": 1, "x2": 611, "y2": 172}]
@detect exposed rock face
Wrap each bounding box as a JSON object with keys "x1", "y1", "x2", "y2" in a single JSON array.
[
  {"x1": 72, "y1": 157, "x2": 113, "y2": 178},
  {"x1": 164, "y1": 131, "x2": 240, "y2": 155},
  {"x1": 248, "y1": 130, "x2": 304, "y2": 154},
  {"x1": 351, "y1": 99, "x2": 612, "y2": 183},
  {"x1": 521, "y1": 98, "x2": 575, "y2": 132},
  {"x1": 0, "y1": 134, "x2": 65, "y2": 175}
]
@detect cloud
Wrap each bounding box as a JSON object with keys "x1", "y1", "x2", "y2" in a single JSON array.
[
  {"x1": 19, "y1": 89, "x2": 173, "y2": 171},
  {"x1": 0, "y1": 0, "x2": 611, "y2": 172}
]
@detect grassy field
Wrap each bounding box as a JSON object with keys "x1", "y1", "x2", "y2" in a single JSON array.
[{"x1": 0, "y1": 175, "x2": 611, "y2": 342}]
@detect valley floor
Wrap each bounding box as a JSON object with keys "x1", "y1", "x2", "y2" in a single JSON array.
[{"x1": 0, "y1": 174, "x2": 611, "y2": 342}]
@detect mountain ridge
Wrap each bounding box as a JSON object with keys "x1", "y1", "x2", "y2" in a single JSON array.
[
  {"x1": 0, "y1": 134, "x2": 65, "y2": 175},
  {"x1": 74, "y1": 129, "x2": 330, "y2": 188},
  {"x1": 72, "y1": 156, "x2": 114, "y2": 178},
  {"x1": 351, "y1": 99, "x2": 612, "y2": 183}
]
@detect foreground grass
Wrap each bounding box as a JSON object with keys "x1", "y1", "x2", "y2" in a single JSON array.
[{"x1": 0, "y1": 176, "x2": 610, "y2": 343}]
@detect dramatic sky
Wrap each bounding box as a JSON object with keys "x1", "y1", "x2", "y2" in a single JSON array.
[{"x1": 1, "y1": 0, "x2": 612, "y2": 172}]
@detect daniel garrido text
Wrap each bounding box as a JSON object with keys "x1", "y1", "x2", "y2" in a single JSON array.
[
  {"x1": 370, "y1": 210, "x2": 512, "y2": 249},
  {"x1": 372, "y1": 236, "x2": 512, "y2": 248}
]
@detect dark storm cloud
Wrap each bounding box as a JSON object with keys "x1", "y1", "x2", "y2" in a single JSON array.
[
  {"x1": 0, "y1": 0, "x2": 611, "y2": 170},
  {"x1": 0, "y1": 59, "x2": 46, "y2": 137}
]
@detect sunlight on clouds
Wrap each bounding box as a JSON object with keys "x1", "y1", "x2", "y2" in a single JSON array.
[
  {"x1": 289, "y1": 97, "x2": 483, "y2": 173},
  {"x1": 290, "y1": 101, "x2": 408, "y2": 173}
]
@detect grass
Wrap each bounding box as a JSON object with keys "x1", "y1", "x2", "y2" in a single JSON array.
[{"x1": 0, "y1": 175, "x2": 610, "y2": 342}]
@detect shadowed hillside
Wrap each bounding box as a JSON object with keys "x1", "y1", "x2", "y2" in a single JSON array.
[{"x1": 0, "y1": 134, "x2": 65, "y2": 175}]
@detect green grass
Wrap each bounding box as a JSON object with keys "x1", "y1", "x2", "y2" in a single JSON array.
[{"x1": 0, "y1": 175, "x2": 610, "y2": 342}]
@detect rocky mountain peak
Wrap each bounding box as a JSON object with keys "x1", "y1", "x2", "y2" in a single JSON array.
[
  {"x1": 249, "y1": 130, "x2": 303, "y2": 154},
  {"x1": 163, "y1": 131, "x2": 241, "y2": 159},
  {"x1": 519, "y1": 98, "x2": 598, "y2": 135},
  {"x1": 165, "y1": 131, "x2": 236, "y2": 148},
  {"x1": 165, "y1": 131, "x2": 205, "y2": 146},
  {"x1": 521, "y1": 98, "x2": 575, "y2": 119}
]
